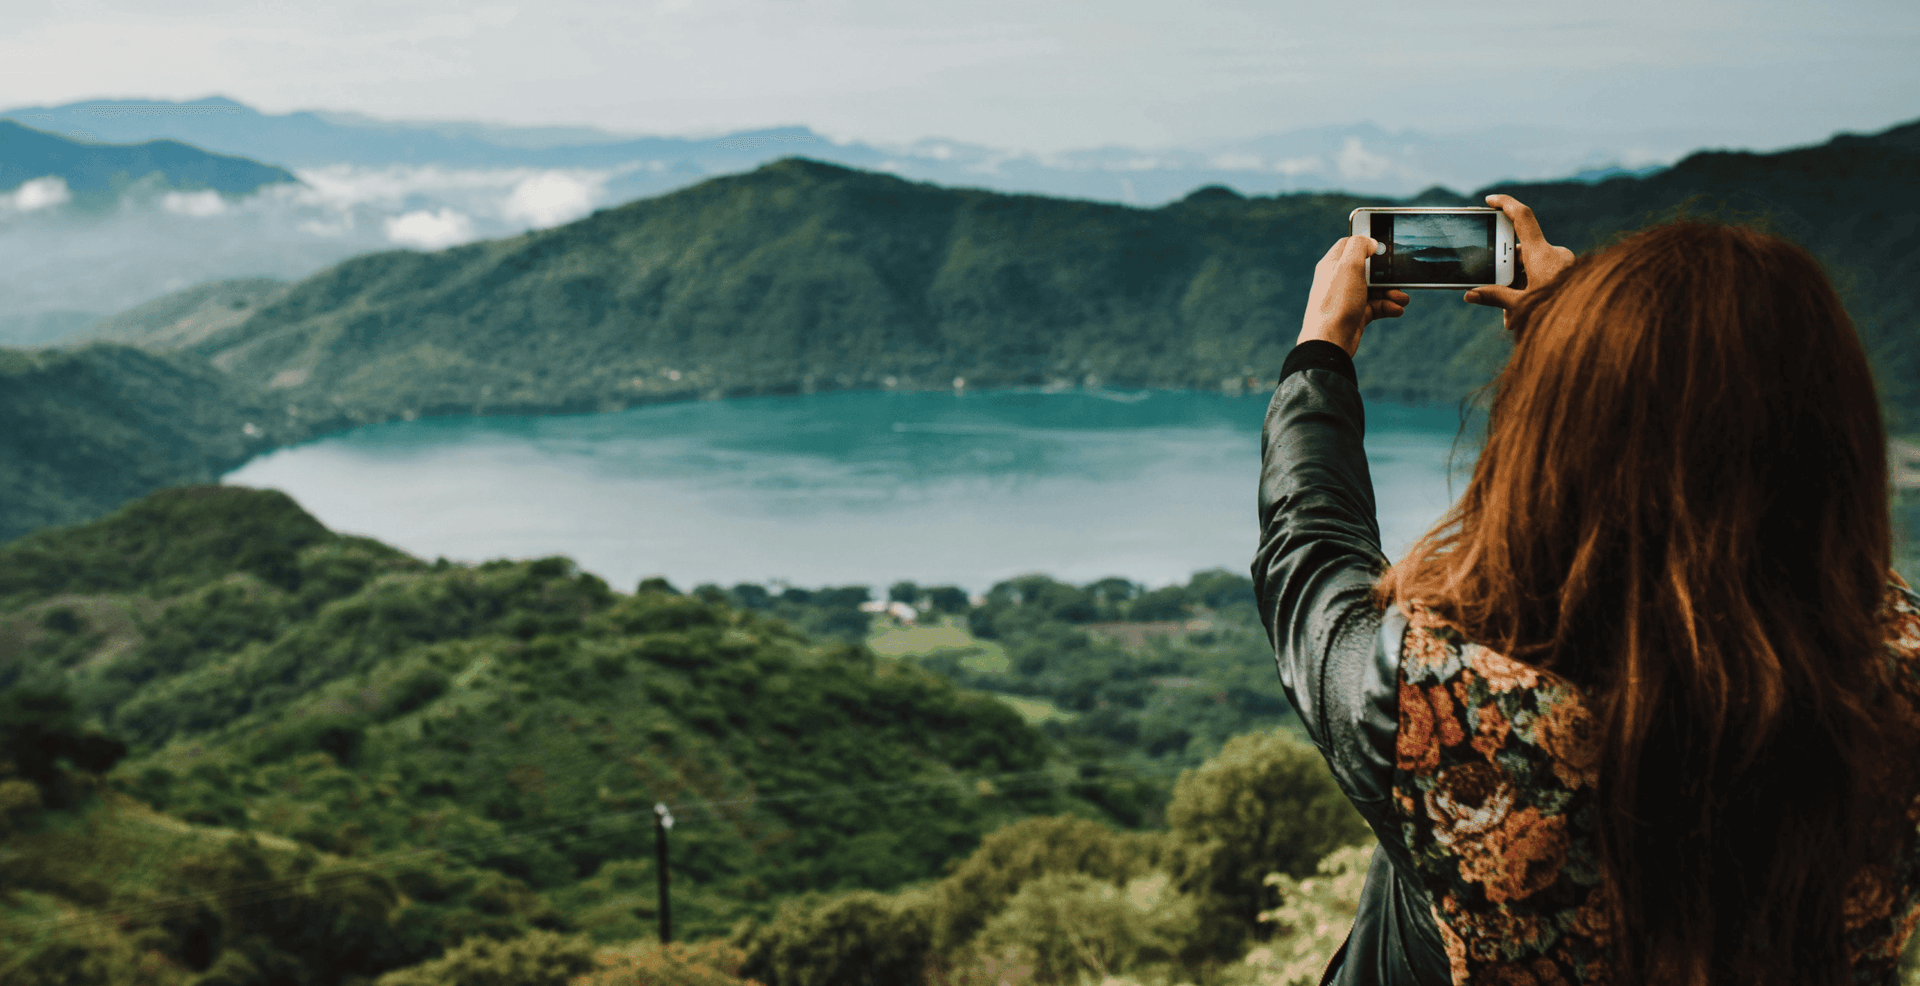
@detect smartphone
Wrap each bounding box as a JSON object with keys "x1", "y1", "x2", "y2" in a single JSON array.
[{"x1": 1348, "y1": 207, "x2": 1516, "y2": 289}]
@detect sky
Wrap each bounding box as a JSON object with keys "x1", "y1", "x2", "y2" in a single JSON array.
[{"x1": 3, "y1": 0, "x2": 1917, "y2": 158}]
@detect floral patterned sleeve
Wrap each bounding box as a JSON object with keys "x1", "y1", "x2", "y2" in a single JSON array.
[{"x1": 1389, "y1": 577, "x2": 1920, "y2": 986}]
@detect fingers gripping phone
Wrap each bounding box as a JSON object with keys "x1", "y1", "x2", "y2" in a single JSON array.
[{"x1": 1348, "y1": 207, "x2": 1516, "y2": 289}]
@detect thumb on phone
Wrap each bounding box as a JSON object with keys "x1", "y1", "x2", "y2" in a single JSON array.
[{"x1": 1463, "y1": 285, "x2": 1523, "y2": 310}]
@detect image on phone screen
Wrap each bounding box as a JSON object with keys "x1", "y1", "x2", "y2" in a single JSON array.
[{"x1": 1369, "y1": 213, "x2": 1496, "y2": 284}]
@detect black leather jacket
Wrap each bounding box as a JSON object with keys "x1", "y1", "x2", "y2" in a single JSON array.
[{"x1": 1250, "y1": 340, "x2": 1453, "y2": 986}]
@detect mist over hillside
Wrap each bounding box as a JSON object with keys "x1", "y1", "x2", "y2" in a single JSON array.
[
  {"x1": 4, "y1": 95, "x2": 1690, "y2": 200},
  {"x1": 0, "y1": 118, "x2": 295, "y2": 209},
  {"x1": 0, "y1": 96, "x2": 1728, "y2": 338}
]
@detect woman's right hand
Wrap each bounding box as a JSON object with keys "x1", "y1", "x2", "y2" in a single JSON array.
[{"x1": 1464, "y1": 194, "x2": 1574, "y2": 327}]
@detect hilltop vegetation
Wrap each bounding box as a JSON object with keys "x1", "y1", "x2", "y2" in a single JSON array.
[
  {"x1": 118, "y1": 119, "x2": 1920, "y2": 438},
  {"x1": 0, "y1": 346, "x2": 306, "y2": 541},
  {"x1": 848, "y1": 572, "x2": 1306, "y2": 827},
  {"x1": 0, "y1": 481, "x2": 1398, "y2": 985},
  {"x1": 0, "y1": 485, "x2": 1084, "y2": 937},
  {"x1": 0, "y1": 715, "x2": 1377, "y2": 986}
]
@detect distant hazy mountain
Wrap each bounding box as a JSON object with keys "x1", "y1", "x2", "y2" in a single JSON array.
[
  {"x1": 0, "y1": 119, "x2": 296, "y2": 209},
  {"x1": 4, "y1": 96, "x2": 1895, "y2": 345},
  {"x1": 0, "y1": 95, "x2": 1686, "y2": 204},
  {"x1": 0, "y1": 310, "x2": 101, "y2": 348}
]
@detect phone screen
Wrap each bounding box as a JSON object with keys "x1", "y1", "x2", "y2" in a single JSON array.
[{"x1": 1369, "y1": 212, "x2": 1497, "y2": 285}]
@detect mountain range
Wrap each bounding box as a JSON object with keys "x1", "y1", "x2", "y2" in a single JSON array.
[
  {"x1": 2, "y1": 116, "x2": 1918, "y2": 547},
  {"x1": 1, "y1": 95, "x2": 1685, "y2": 204},
  {"x1": 0, "y1": 97, "x2": 1833, "y2": 342},
  {"x1": 0, "y1": 118, "x2": 295, "y2": 211}
]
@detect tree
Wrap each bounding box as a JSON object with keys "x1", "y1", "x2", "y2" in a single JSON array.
[
  {"x1": 811, "y1": 586, "x2": 872, "y2": 609},
  {"x1": 1163, "y1": 730, "x2": 1372, "y2": 958},
  {"x1": 730, "y1": 583, "x2": 773, "y2": 610},
  {"x1": 1187, "y1": 569, "x2": 1257, "y2": 611},
  {"x1": 1244, "y1": 843, "x2": 1376, "y2": 986},
  {"x1": 923, "y1": 586, "x2": 970, "y2": 614},
  {"x1": 575, "y1": 939, "x2": 759, "y2": 986},
  {"x1": 966, "y1": 871, "x2": 1201, "y2": 985},
  {"x1": 0, "y1": 687, "x2": 128, "y2": 809},
  {"x1": 1128, "y1": 585, "x2": 1191, "y2": 621},
  {"x1": 888, "y1": 581, "x2": 920, "y2": 605},
  {"x1": 928, "y1": 814, "x2": 1157, "y2": 957},
  {"x1": 375, "y1": 929, "x2": 595, "y2": 986},
  {"x1": 732, "y1": 888, "x2": 935, "y2": 986},
  {"x1": 167, "y1": 836, "x2": 407, "y2": 984},
  {"x1": 1087, "y1": 577, "x2": 1139, "y2": 612}
]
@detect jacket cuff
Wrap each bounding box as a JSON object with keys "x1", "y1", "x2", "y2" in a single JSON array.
[{"x1": 1280, "y1": 340, "x2": 1357, "y2": 388}]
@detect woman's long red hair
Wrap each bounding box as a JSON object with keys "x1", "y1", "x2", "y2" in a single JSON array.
[{"x1": 1374, "y1": 221, "x2": 1920, "y2": 984}]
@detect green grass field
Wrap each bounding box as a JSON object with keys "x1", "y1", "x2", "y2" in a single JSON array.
[{"x1": 868, "y1": 618, "x2": 1011, "y2": 674}]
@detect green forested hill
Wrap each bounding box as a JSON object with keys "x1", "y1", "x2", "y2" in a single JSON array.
[
  {"x1": 7, "y1": 120, "x2": 1919, "y2": 547},
  {"x1": 125, "y1": 117, "x2": 1920, "y2": 439},
  {"x1": 165, "y1": 164, "x2": 1358, "y2": 432},
  {"x1": 0, "y1": 345, "x2": 309, "y2": 541},
  {"x1": 0, "y1": 485, "x2": 1116, "y2": 942},
  {"x1": 0, "y1": 482, "x2": 1389, "y2": 985}
]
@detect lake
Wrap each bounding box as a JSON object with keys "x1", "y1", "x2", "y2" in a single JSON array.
[{"x1": 220, "y1": 388, "x2": 1484, "y2": 595}]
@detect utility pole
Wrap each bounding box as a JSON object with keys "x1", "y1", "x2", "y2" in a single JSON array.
[{"x1": 654, "y1": 802, "x2": 674, "y2": 945}]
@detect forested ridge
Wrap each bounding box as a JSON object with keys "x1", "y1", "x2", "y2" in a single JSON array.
[
  {"x1": 0, "y1": 483, "x2": 1410, "y2": 985},
  {"x1": 8, "y1": 117, "x2": 1920, "y2": 544},
  {"x1": 116, "y1": 114, "x2": 1920, "y2": 433},
  {"x1": 8, "y1": 485, "x2": 1914, "y2": 984}
]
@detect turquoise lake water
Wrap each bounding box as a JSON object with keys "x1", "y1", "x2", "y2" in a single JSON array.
[{"x1": 220, "y1": 388, "x2": 1484, "y2": 594}]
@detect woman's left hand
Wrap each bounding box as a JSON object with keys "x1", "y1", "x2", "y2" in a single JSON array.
[{"x1": 1297, "y1": 235, "x2": 1409, "y2": 357}]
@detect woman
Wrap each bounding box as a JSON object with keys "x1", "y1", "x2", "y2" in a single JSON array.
[{"x1": 1253, "y1": 194, "x2": 1920, "y2": 985}]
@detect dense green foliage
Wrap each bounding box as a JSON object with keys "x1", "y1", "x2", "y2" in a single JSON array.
[
  {"x1": 733, "y1": 887, "x2": 935, "y2": 986},
  {"x1": 920, "y1": 814, "x2": 1161, "y2": 957},
  {"x1": 0, "y1": 687, "x2": 127, "y2": 809},
  {"x1": 0, "y1": 787, "x2": 666, "y2": 986},
  {"x1": 0, "y1": 714, "x2": 570, "y2": 986},
  {"x1": 970, "y1": 871, "x2": 1198, "y2": 983},
  {"x1": 730, "y1": 729, "x2": 1366, "y2": 986},
  {"x1": 848, "y1": 571, "x2": 1306, "y2": 828},
  {"x1": 0, "y1": 346, "x2": 306, "y2": 541},
  {"x1": 0, "y1": 481, "x2": 1379, "y2": 983},
  {"x1": 4, "y1": 483, "x2": 1917, "y2": 984},
  {"x1": 1161, "y1": 731, "x2": 1373, "y2": 957},
  {"x1": 137, "y1": 119, "x2": 1920, "y2": 440},
  {"x1": 0, "y1": 485, "x2": 1105, "y2": 950},
  {"x1": 372, "y1": 929, "x2": 597, "y2": 986}
]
